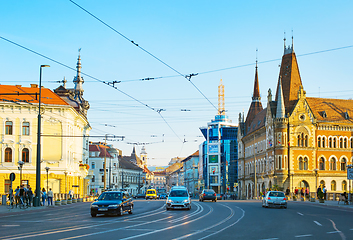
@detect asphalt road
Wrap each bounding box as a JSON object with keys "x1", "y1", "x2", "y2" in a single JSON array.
[{"x1": 0, "y1": 200, "x2": 352, "y2": 240}]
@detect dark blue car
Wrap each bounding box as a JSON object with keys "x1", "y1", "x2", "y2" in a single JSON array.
[{"x1": 90, "y1": 191, "x2": 133, "y2": 217}]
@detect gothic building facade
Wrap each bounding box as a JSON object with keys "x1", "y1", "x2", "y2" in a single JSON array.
[{"x1": 238, "y1": 40, "x2": 352, "y2": 199}]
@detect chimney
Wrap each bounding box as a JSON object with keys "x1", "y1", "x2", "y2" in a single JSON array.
[{"x1": 30, "y1": 84, "x2": 38, "y2": 88}]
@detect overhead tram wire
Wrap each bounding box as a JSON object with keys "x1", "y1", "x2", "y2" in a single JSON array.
[
  {"x1": 0, "y1": 36, "x2": 184, "y2": 143},
  {"x1": 69, "y1": 0, "x2": 219, "y2": 113}
]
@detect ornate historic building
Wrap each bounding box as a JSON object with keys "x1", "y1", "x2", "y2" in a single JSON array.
[{"x1": 238, "y1": 40, "x2": 352, "y2": 199}]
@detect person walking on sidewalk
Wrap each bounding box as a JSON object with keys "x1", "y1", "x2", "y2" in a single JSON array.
[
  {"x1": 285, "y1": 187, "x2": 290, "y2": 199},
  {"x1": 27, "y1": 187, "x2": 33, "y2": 207},
  {"x1": 323, "y1": 186, "x2": 327, "y2": 200},
  {"x1": 41, "y1": 188, "x2": 47, "y2": 206},
  {"x1": 317, "y1": 186, "x2": 322, "y2": 199},
  {"x1": 47, "y1": 188, "x2": 53, "y2": 206}
]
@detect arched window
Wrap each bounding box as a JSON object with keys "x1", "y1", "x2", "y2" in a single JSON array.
[
  {"x1": 329, "y1": 137, "x2": 332, "y2": 148},
  {"x1": 319, "y1": 157, "x2": 325, "y2": 170},
  {"x1": 304, "y1": 157, "x2": 308, "y2": 170},
  {"x1": 318, "y1": 137, "x2": 321, "y2": 148},
  {"x1": 351, "y1": 138, "x2": 353, "y2": 148},
  {"x1": 299, "y1": 157, "x2": 303, "y2": 170},
  {"x1": 320, "y1": 180, "x2": 325, "y2": 190},
  {"x1": 331, "y1": 180, "x2": 336, "y2": 191},
  {"x1": 341, "y1": 158, "x2": 347, "y2": 171},
  {"x1": 5, "y1": 148, "x2": 12, "y2": 162},
  {"x1": 339, "y1": 138, "x2": 343, "y2": 148},
  {"x1": 304, "y1": 135, "x2": 308, "y2": 147},
  {"x1": 278, "y1": 156, "x2": 282, "y2": 169},
  {"x1": 22, "y1": 148, "x2": 29, "y2": 163},
  {"x1": 342, "y1": 180, "x2": 347, "y2": 191},
  {"x1": 322, "y1": 137, "x2": 325, "y2": 148},
  {"x1": 5, "y1": 121, "x2": 13, "y2": 135},
  {"x1": 297, "y1": 134, "x2": 301, "y2": 146},
  {"x1": 333, "y1": 137, "x2": 337, "y2": 148},
  {"x1": 301, "y1": 133, "x2": 304, "y2": 147},
  {"x1": 330, "y1": 158, "x2": 337, "y2": 170},
  {"x1": 344, "y1": 138, "x2": 347, "y2": 148}
]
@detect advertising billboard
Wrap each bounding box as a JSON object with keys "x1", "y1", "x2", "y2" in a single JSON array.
[{"x1": 209, "y1": 155, "x2": 218, "y2": 163}]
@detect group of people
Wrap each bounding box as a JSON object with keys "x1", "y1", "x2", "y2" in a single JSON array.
[
  {"x1": 294, "y1": 187, "x2": 310, "y2": 198},
  {"x1": 316, "y1": 185, "x2": 327, "y2": 200},
  {"x1": 9, "y1": 185, "x2": 54, "y2": 207}
]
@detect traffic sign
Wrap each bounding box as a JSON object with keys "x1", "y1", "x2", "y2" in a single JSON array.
[
  {"x1": 9, "y1": 173, "x2": 15, "y2": 181},
  {"x1": 348, "y1": 168, "x2": 353, "y2": 180}
]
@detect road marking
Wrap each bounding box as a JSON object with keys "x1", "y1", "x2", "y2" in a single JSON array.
[
  {"x1": 295, "y1": 234, "x2": 312, "y2": 238},
  {"x1": 327, "y1": 231, "x2": 341, "y2": 234},
  {"x1": 297, "y1": 212, "x2": 304, "y2": 216},
  {"x1": 314, "y1": 221, "x2": 322, "y2": 226},
  {"x1": 261, "y1": 238, "x2": 279, "y2": 240},
  {"x1": 1, "y1": 225, "x2": 20, "y2": 227}
]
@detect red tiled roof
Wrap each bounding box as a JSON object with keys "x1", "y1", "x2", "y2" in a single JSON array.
[{"x1": 0, "y1": 84, "x2": 69, "y2": 106}]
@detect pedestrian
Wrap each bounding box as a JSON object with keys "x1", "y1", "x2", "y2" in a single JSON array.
[
  {"x1": 69, "y1": 189, "x2": 73, "y2": 199},
  {"x1": 316, "y1": 186, "x2": 322, "y2": 199},
  {"x1": 323, "y1": 185, "x2": 327, "y2": 200},
  {"x1": 305, "y1": 187, "x2": 309, "y2": 198},
  {"x1": 42, "y1": 188, "x2": 47, "y2": 206},
  {"x1": 294, "y1": 187, "x2": 298, "y2": 197},
  {"x1": 19, "y1": 185, "x2": 26, "y2": 206},
  {"x1": 27, "y1": 187, "x2": 33, "y2": 206},
  {"x1": 14, "y1": 186, "x2": 20, "y2": 207},
  {"x1": 47, "y1": 188, "x2": 53, "y2": 206},
  {"x1": 300, "y1": 188, "x2": 304, "y2": 198},
  {"x1": 285, "y1": 187, "x2": 290, "y2": 199}
]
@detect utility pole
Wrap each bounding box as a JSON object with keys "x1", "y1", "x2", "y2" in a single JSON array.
[{"x1": 103, "y1": 134, "x2": 107, "y2": 191}]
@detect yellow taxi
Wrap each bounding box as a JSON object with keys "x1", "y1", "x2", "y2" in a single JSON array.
[{"x1": 145, "y1": 189, "x2": 157, "y2": 200}]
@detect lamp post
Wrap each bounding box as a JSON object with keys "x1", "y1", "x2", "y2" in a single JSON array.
[
  {"x1": 45, "y1": 167, "x2": 50, "y2": 191},
  {"x1": 34, "y1": 65, "x2": 50, "y2": 207},
  {"x1": 64, "y1": 171, "x2": 68, "y2": 200},
  {"x1": 313, "y1": 169, "x2": 318, "y2": 199},
  {"x1": 18, "y1": 161, "x2": 24, "y2": 186}
]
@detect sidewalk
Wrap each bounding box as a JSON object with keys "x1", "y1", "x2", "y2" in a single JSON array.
[{"x1": 288, "y1": 199, "x2": 353, "y2": 209}]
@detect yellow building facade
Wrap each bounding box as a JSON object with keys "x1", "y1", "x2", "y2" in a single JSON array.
[
  {"x1": 0, "y1": 56, "x2": 91, "y2": 197},
  {"x1": 238, "y1": 42, "x2": 352, "y2": 199}
]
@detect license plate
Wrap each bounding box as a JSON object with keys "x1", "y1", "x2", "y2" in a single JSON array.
[{"x1": 99, "y1": 208, "x2": 108, "y2": 211}]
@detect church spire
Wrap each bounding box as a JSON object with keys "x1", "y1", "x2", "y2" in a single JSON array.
[
  {"x1": 276, "y1": 76, "x2": 285, "y2": 118},
  {"x1": 252, "y1": 56, "x2": 261, "y2": 102},
  {"x1": 73, "y1": 49, "x2": 84, "y2": 93}
]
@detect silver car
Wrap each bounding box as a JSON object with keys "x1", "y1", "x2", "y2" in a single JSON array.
[
  {"x1": 166, "y1": 187, "x2": 191, "y2": 210},
  {"x1": 262, "y1": 191, "x2": 287, "y2": 208}
]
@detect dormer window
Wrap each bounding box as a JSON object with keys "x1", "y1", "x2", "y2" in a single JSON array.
[
  {"x1": 344, "y1": 111, "x2": 349, "y2": 119},
  {"x1": 322, "y1": 111, "x2": 327, "y2": 118}
]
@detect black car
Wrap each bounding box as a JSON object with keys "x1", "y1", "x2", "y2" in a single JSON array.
[
  {"x1": 134, "y1": 193, "x2": 146, "y2": 199},
  {"x1": 199, "y1": 189, "x2": 217, "y2": 202},
  {"x1": 90, "y1": 191, "x2": 133, "y2": 217}
]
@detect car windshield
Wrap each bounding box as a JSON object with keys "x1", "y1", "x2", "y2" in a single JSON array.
[
  {"x1": 269, "y1": 192, "x2": 285, "y2": 197},
  {"x1": 98, "y1": 192, "x2": 122, "y2": 200},
  {"x1": 147, "y1": 190, "x2": 155, "y2": 194},
  {"x1": 169, "y1": 190, "x2": 188, "y2": 197},
  {"x1": 204, "y1": 190, "x2": 214, "y2": 193}
]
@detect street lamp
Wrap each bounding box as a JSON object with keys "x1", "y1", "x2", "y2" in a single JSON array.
[
  {"x1": 34, "y1": 64, "x2": 50, "y2": 207},
  {"x1": 313, "y1": 169, "x2": 318, "y2": 198},
  {"x1": 45, "y1": 167, "x2": 50, "y2": 191},
  {"x1": 18, "y1": 161, "x2": 24, "y2": 185},
  {"x1": 64, "y1": 171, "x2": 68, "y2": 200}
]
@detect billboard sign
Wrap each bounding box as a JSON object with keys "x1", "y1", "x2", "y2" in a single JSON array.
[
  {"x1": 208, "y1": 144, "x2": 219, "y2": 154},
  {"x1": 209, "y1": 155, "x2": 218, "y2": 163}
]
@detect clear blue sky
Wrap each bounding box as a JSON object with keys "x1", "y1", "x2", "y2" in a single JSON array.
[{"x1": 1, "y1": 1, "x2": 352, "y2": 166}]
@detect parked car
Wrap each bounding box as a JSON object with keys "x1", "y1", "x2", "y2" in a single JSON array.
[
  {"x1": 145, "y1": 189, "x2": 158, "y2": 200},
  {"x1": 199, "y1": 189, "x2": 217, "y2": 202},
  {"x1": 166, "y1": 186, "x2": 191, "y2": 210},
  {"x1": 90, "y1": 191, "x2": 133, "y2": 217},
  {"x1": 158, "y1": 193, "x2": 167, "y2": 199},
  {"x1": 216, "y1": 194, "x2": 222, "y2": 200},
  {"x1": 133, "y1": 193, "x2": 146, "y2": 199},
  {"x1": 262, "y1": 191, "x2": 287, "y2": 208}
]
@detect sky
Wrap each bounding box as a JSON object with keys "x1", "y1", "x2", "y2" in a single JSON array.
[{"x1": 1, "y1": 1, "x2": 353, "y2": 166}]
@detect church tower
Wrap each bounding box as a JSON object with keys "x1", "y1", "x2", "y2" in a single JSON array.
[{"x1": 140, "y1": 146, "x2": 147, "y2": 166}]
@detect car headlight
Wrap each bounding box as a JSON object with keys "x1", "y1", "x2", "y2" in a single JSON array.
[
  {"x1": 91, "y1": 204, "x2": 98, "y2": 208},
  {"x1": 109, "y1": 204, "x2": 119, "y2": 208},
  {"x1": 183, "y1": 199, "x2": 189, "y2": 203},
  {"x1": 167, "y1": 199, "x2": 173, "y2": 203}
]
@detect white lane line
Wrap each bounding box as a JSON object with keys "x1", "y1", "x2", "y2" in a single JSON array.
[
  {"x1": 297, "y1": 212, "x2": 304, "y2": 216},
  {"x1": 261, "y1": 238, "x2": 279, "y2": 240},
  {"x1": 2, "y1": 225, "x2": 20, "y2": 227},
  {"x1": 327, "y1": 231, "x2": 341, "y2": 234},
  {"x1": 314, "y1": 221, "x2": 322, "y2": 226},
  {"x1": 295, "y1": 234, "x2": 312, "y2": 238}
]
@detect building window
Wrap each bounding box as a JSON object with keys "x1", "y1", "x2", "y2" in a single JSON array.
[
  {"x1": 5, "y1": 148, "x2": 12, "y2": 162},
  {"x1": 278, "y1": 156, "x2": 282, "y2": 169},
  {"x1": 339, "y1": 138, "x2": 343, "y2": 148},
  {"x1": 22, "y1": 148, "x2": 29, "y2": 163},
  {"x1": 342, "y1": 180, "x2": 347, "y2": 191},
  {"x1": 299, "y1": 157, "x2": 303, "y2": 170},
  {"x1": 319, "y1": 157, "x2": 325, "y2": 170},
  {"x1": 304, "y1": 135, "x2": 308, "y2": 147},
  {"x1": 304, "y1": 157, "x2": 308, "y2": 170},
  {"x1": 102, "y1": 176, "x2": 105, "y2": 183},
  {"x1": 331, "y1": 180, "x2": 336, "y2": 191},
  {"x1": 92, "y1": 176, "x2": 95, "y2": 182},
  {"x1": 91, "y1": 162, "x2": 95, "y2": 169},
  {"x1": 330, "y1": 158, "x2": 336, "y2": 170},
  {"x1": 22, "y1": 122, "x2": 30, "y2": 135},
  {"x1": 5, "y1": 180, "x2": 11, "y2": 194},
  {"x1": 341, "y1": 158, "x2": 347, "y2": 171},
  {"x1": 333, "y1": 137, "x2": 337, "y2": 148},
  {"x1": 351, "y1": 138, "x2": 353, "y2": 148},
  {"x1": 322, "y1": 137, "x2": 325, "y2": 148},
  {"x1": 328, "y1": 137, "x2": 332, "y2": 148},
  {"x1": 318, "y1": 137, "x2": 321, "y2": 148},
  {"x1": 5, "y1": 121, "x2": 13, "y2": 135},
  {"x1": 344, "y1": 138, "x2": 347, "y2": 148}
]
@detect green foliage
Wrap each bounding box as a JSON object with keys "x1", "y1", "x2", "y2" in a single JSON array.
[{"x1": 318, "y1": 191, "x2": 324, "y2": 200}]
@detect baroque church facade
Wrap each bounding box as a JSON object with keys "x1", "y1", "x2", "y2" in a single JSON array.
[{"x1": 238, "y1": 40, "x2": 352, "y2": 199}]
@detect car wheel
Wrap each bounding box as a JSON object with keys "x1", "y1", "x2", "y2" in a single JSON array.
[
  {"x1": 188, "y1": 206, "x2": 191, "y2": 210},
  {"x1": 91, "y1": 213, "x2": 96, "y2": 217},
  {"x1": 128, "y1": 206, "x2": 133, "y2": 214},
  {"x1": 119, "y1": 206, "x2": 124, "y2": 216},
  {"x1": 166, "y1": 207, "x2": 170, "y2": 211}
]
